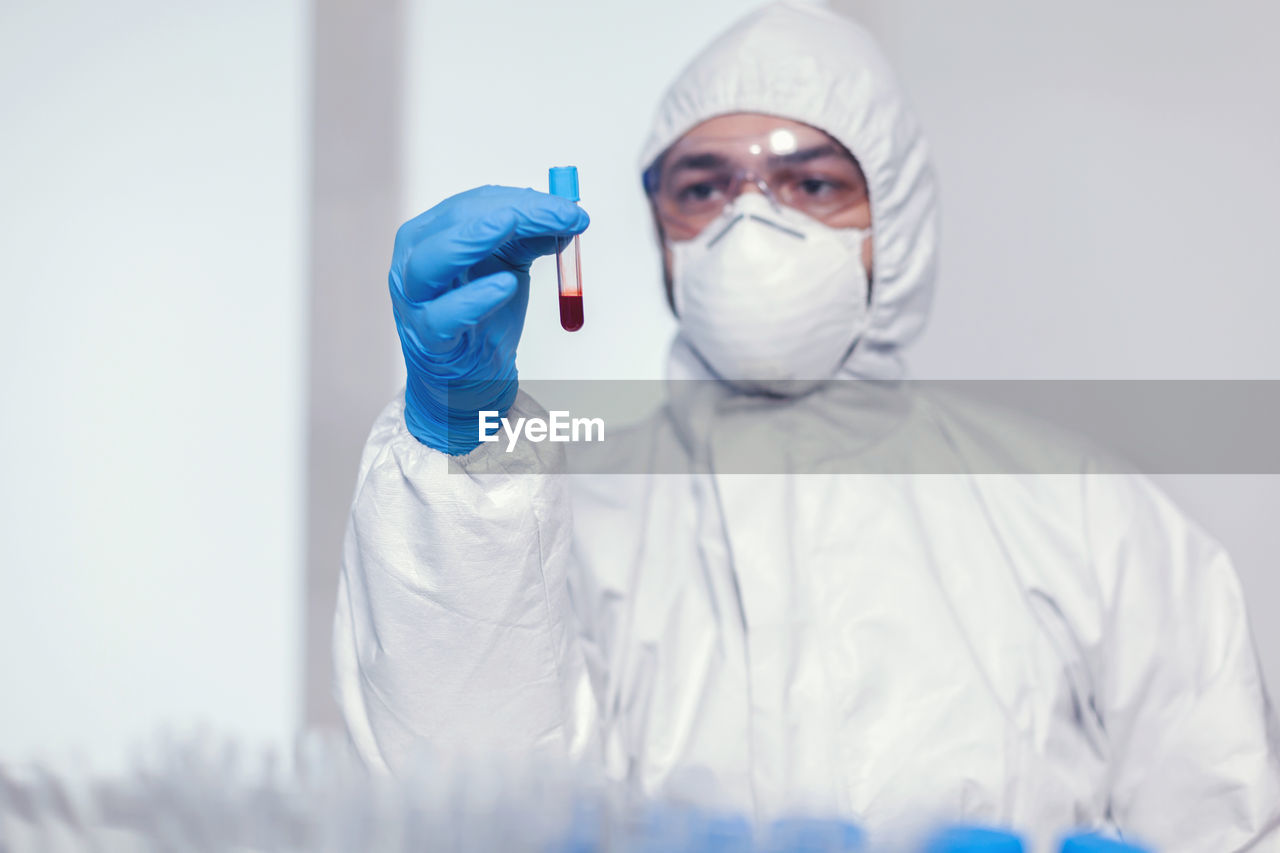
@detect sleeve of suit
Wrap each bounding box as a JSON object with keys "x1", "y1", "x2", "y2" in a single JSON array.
[{"x1": 331, "y1": 389, "x2": 601, "y2": 774}]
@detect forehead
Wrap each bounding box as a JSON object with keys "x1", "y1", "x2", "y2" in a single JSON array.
[{"x1": 666, "y1": 113, "x2": 848, "y2": 160}]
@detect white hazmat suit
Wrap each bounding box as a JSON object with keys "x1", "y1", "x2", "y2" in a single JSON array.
[{"x1": 333, "y1": 2, "x2": 1280, "y2": 849}]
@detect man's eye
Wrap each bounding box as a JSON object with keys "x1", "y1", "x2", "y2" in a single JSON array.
[
  {"x1": 678, "y1": 183, "x2": 719, "y2": 203},
  {"x1": 798, "y1": 178, "x2": 837, "y2": 196}
]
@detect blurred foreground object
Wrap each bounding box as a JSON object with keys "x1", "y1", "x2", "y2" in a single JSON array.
[{"x1": 0, "y1": 733, "x2": 1162, "y2": 852}]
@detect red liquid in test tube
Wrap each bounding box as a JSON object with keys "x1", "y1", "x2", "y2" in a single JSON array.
[
  {"x1": 556, "y1": 234, "x2": 584, "y2": 332},
  {"x1": 549, "y1": 166, "x2": 584, "y2": 332}
]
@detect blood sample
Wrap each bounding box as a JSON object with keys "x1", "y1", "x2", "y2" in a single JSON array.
[
  {"x1": 555, "y1": 233, "x2": 583, "y2": 332},
  {"x1": 549, "y1": 166, "x2": 584, "y2": 332}
]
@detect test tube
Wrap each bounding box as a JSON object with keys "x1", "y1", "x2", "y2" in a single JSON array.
[{"x1": 549, "y1": 166, "x2": 584, "y2": 332}]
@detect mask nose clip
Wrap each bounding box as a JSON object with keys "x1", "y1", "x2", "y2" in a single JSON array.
[
  {"x1": 703, "y1": 193, "x2": 809, "y2": 248},
  {"x1": 705, "y1": 213, "x2": 746, "y2": 248},
  {"x1": 746, "y1": 213, "x2": 806, "y2": 240}
]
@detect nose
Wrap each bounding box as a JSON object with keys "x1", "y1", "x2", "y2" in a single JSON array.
[
  {"x1": 730, "y1": 172, "x2": 782, "y2": 212},
  {"x1": 737, "y1": 172, "x2": 770, "y2": 198}
]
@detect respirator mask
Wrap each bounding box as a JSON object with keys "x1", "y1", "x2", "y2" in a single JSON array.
[
  {"x1": 669, "y1": 193, "x2": 870, "y2": 394},
  {"x1": 647, "y1": 124, "x2": 873, "y2": 395}
]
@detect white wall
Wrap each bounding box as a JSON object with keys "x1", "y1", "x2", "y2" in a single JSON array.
[
  {"x1": 0, "y1": 1, "x2": 307, "y2": 769},
  {"x1": 834, "y1": 0, "x2": 1280, "y2": 699},
  {"x1": 837, "y1": 0, "x2": 1280, "y2": 381}
]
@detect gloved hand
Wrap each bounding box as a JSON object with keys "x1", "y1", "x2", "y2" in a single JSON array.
[{"x1": 388, "y1": 185, "x2": 590, "y2": 454}]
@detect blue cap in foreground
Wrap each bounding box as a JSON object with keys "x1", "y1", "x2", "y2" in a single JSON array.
[
  {"x1": 1060, "y1": 833, "x2": 1152, "y2": 853},
  {"x1": 924, "y1": 826, "x2": 1025, "y2": 853},
  {"x1": 766, "y1": 816, "x2": 864, "y2": 852}
]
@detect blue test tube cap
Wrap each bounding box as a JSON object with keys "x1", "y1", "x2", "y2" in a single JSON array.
[
  {"x1": 767, "y1": 816, "x2": 864, "y2": 852},
  {"x1": 923, "y1": 826, "x2": 1025, "y2": 853},
  {"x1": 550, "y1": 166, "x2": 580, "y2": 201},
  {"x1": 693, "y1": 813, "x2": 754, "y2": 853},
  {"x1": 1060, "y1": 833, "x2": 1152, "y2": 853}
]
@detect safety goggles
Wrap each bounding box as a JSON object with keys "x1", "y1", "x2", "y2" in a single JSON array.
[{"x1": 643, "y1": 125, "x2": 869, "y2": 238}]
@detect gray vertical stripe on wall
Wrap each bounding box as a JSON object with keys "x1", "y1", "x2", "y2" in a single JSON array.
[{"x1": 306, "y1": 0, "x2": 405, "y2": 729}]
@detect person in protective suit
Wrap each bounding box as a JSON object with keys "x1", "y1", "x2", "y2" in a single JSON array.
[{"x1": 332, "y1": 3, "x2": 1280, "y2": 849}]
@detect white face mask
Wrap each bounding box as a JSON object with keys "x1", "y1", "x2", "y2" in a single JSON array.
[{"x1": 669, "y1": 192, "x2": 872, "y2": 395}]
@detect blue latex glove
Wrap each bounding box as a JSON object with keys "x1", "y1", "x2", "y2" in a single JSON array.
[{"x1": 388, "y1": 185, "x2": 589, "y2": 454}]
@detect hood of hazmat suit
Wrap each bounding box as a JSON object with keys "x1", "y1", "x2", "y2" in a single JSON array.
[
  {"x1": 334, "y1": 3, "x2": 1280, "y2": 852},
  {"x1": 639, "y1": 0, "x2": 939, "y2": 382}
]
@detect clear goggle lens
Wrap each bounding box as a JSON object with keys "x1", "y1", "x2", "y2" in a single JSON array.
[{"x1": 645, "y1": 126, "x2": 868, "y2": 236}]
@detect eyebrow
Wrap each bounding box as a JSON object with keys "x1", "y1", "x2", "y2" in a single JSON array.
[
  {"x1": 665, "y1": 151, "x2": 732, "y2": 172},
  {"x1": 766, "y1": 143, "x2": 847, "y2": 166},
  {"x1": 665, "y1": 143, "x2": 850, "y2": 174}
]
